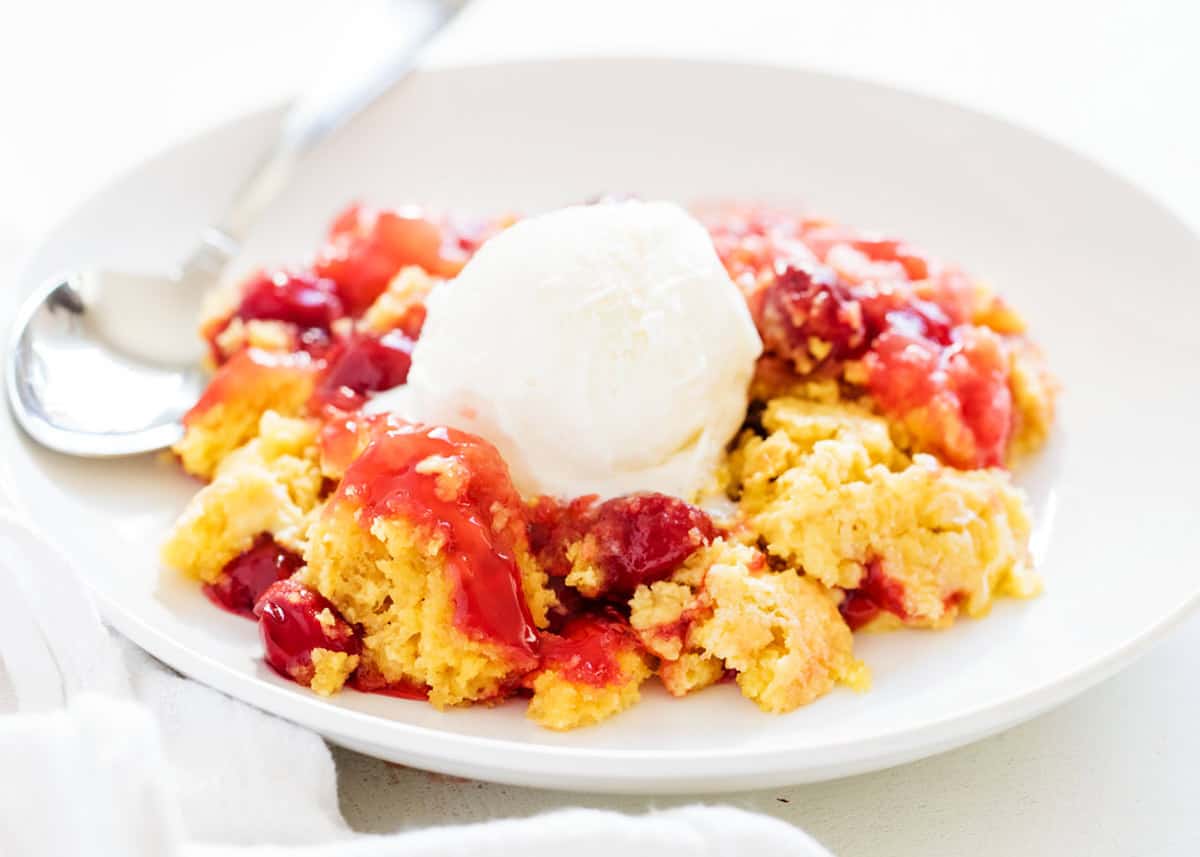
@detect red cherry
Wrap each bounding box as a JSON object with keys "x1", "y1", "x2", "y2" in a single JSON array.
[
  {"x1": 203, "y1": 535, "x2": 302, "y2": 618},
  {"x1": 253, "y1": 580, "x2": 360, "y2": 688},
  {"x1": 312, "y1": 329, "x2": 415, "y2": 412},
  {"x1": 548, "y1": 493, "x2": 716, "y2": 598},
  {"x1": 236, "y1": 270, "x2": 344, "y2": 331}
]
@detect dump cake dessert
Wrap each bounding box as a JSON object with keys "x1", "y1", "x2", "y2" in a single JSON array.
[{"x1": 162, "y1": 198, "x2": 1056, "y2": 730}]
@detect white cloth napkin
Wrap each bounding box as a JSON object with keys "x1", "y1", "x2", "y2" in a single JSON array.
[{"x1": 0, "y1": 510, "x2": 833, "y2": 856}]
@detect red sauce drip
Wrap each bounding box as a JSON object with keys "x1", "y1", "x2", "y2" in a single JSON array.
[
  {"x1": 337, "y1": 420, "x2": 538, "y2": 664},
  {"x1": 253, "y1": 579, "x2": 361, "y2": 688},
  {"x1": 314, "y1": 204, "x2": 473, "y2": 315},
  {"x1": 348, "y1": 665, "x2": 430, "y2": 700},
  {"x1": 204, "y1": 534, "x2": 302, "y2": 618},
  {"x1": 311, "y1": 330, "x2": 415, "y2": 412},
  {"x1": 537, "y1": 614, "x2": 637, "y2": 687},
  {"x1": 840, "y1": 560, "x2": 909, "y2": 631}
]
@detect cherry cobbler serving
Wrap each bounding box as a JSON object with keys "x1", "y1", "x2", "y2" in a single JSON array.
[{"x1": 162, "y1": 198, "x2": 1056, "y2": 730}]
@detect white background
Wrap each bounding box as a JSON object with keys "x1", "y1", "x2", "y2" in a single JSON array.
[{"x1": 1, "y1": 1, "x2": 1196, "y2": 854}]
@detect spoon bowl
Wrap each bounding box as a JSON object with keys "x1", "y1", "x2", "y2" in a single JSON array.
[{"x1": 7, "y1": 268, "x2": 209, "y2": 456}]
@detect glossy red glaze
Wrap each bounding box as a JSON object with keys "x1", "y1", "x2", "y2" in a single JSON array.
[
  {"x1": 183, "y1": 348, "x2": 315, "y2": 425},
  {"x1": 537, "y1": 614, "x2": 638, "y2": 687},
  {"x1": 866, "y1": 325, "x2": 1012, "y2": 469},
  {"x1": 840, "y1": 560, "x2": 909, "y2": 631},
  {"x1": 318, "y1": 415, "x2": 369, "y2": 476},
  {"x1": 312, "y1": 330, "x2": 415, "y2": 412},
  {"x1": 204, "y1": 270, "x2": 343, "y2": 363},
  {"x1": 336, "y1": 420, "x2": 538, "y2": 664},
  {"x1": 237, "y1": 269, "x2": 344, "y2": 329},
  {"x1": 203, "y1": 534, "x2": 303, "y2": 618},
  {"x1": 253, "y1": 580, "x2": 361, "y2": 688},
  {"x1": 314, "y1": 204, "x2": 470, "y2": 315}
]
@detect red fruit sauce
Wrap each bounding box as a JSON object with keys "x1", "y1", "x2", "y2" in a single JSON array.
[
  {"x1": 183, "y1": 348, "x2": 315, "y2": 425},
  {"x1": 253, "y1": 579, "x2": 360, "y2": 687},
  {"x1": 530, "y1": 493, "x2": 716, "y2": 597},
  {"x1": 537, "y1": 614, "x2": 638, "y2": 687},
  {"x1": 203, "y1": 535, "x2": 303, "y2": 618},
  {"x1": 866, "y1": 325, "x2": 1012, "y2": 469},
  {"x1": 759, "y1": 264, "x2": 870, "y2": 364},
  {"x1": 314, "y1": 204, "x2": 476, "y2": 315},
  {"x1": 311, "y1": 329, "x2": 415, "y2": 413},
  {"x1": 528, "y1": 494, "x2": 601, "y2": 578},
  {"x1": 336, "y1": 419, "x2": 538, "y2": 665},
  {"x1": 839, "y1": 560, "x2": 909, "y2": 631},
  {"x1": 705, "y1": 205, "x2": 1017, "y2": 471},
  {"x1": 204, "y1": 270, "x2": 343, "y2": 363},
  {"x1": 348, "y1": 664, "x2": 430, "y2": 700},
  {"x1": 236, "y1": 269, "x2": 343, "y2": 329}
]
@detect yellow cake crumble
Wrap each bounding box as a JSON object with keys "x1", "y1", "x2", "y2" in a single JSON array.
[
  {"x1": 162, "y1": 412, "x2": 322, "y2": 582},
  {"x1": 309, "y1": 648, "x2": 360, "y2": 697},
  {"x1": 691, "y1": 566, "x2": 869, "y2": 712},
  {"x1": 362, "y1": 266, "x2": 439, "y2": 334},
  {"x1": 728, "y1": 397, "x2": 1039, "y2": 628},
  {"x1": 527, "y1": 647, "x2": 651, "y2": 731},
  {"x1": 174, "y1": 348, "x2": 318, "y2": 479},
  {"x1": 629, "y1": 538, "x2": 868, "y2": 712}
]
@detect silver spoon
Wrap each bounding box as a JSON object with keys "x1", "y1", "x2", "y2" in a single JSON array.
[{"x1": 6, "y1": 0, "x2": 468, "y2": 457}]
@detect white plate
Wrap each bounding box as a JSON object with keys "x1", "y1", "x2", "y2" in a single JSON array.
[{"x1": 4, "y1": 58, "x2": 1200, "y2": 794}]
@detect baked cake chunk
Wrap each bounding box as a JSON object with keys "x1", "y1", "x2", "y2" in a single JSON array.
[
  {"x1": 728, "y1": 397, "x2": 1038, "y2": 629},
  {"x1": 173, "y1": 348, "x2": 318, "y2": 479},
  {"x1": 629, "y1": 539, "x2": 868, "y2": 710},
  {"x1": 526, "y1": 614, "x2": 651, "y2": 730},
  {"x1": 302, "y1": 417, "x2": 555, "y2": 706},
  {"x1": 162, "y1": 411, "x2": 322, "y2": 584}
]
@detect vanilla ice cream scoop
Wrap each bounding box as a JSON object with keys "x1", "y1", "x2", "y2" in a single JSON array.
[{"x1": 369, "y1": 200, "x2": 762, "y2": 499}]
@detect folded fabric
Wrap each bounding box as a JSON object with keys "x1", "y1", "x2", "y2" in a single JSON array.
[{"x1": 0, "y1": 509, "x2": 831, "y2": 856}]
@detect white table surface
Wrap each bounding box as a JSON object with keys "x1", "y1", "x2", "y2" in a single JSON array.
[{"x1": 2, "y1": 1, "x2": 1197, "y2": 853}]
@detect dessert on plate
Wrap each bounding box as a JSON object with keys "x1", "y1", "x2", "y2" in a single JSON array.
[{"x1": 162, "y1": 197, "x2": 1056, "y2": 730}]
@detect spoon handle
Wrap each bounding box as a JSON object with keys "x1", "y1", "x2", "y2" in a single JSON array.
[{"x1": 183, "y1": 0, "x2": 469, "y2": 276}]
